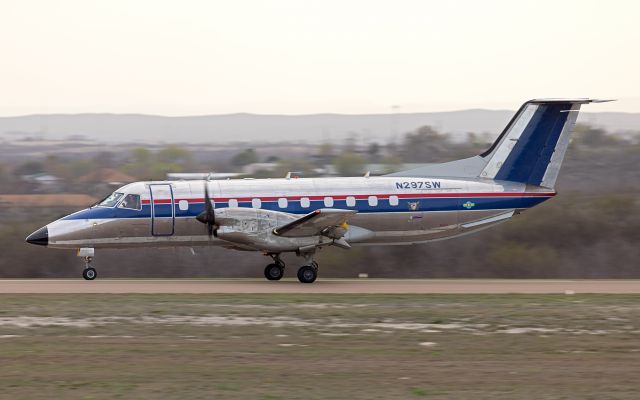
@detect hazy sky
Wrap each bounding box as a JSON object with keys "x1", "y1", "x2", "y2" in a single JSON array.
[{"x1": 1, "y1": 0, "x2": 638, "y2": 115}]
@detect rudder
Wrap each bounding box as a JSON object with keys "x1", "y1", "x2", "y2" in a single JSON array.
[{"x1": 480, "y1": 99, "x2": 601, "y2": 188}]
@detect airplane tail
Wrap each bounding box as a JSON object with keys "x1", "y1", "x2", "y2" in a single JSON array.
[{"x1": 387, "y1": 98, "x2": 611, "y2": 188}]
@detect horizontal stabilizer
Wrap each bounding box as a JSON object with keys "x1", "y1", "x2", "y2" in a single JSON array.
[{"x1": 461, "y1": 210, "x2": 514, "y2": 229}]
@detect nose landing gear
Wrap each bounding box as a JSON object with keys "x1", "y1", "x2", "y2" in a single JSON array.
[{"x1": 78, "y1": 248, "x2": 97, "y2": 281}]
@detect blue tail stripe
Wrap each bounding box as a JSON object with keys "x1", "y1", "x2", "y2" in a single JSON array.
[
  {"x1": 494, "y1": 103, "x2": 570, "y2": 184},
  {"x1": 527, "y1": 106, "x2": 571, "y2": 185}
]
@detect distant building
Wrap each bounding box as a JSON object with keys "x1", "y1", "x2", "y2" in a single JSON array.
[
  {"x1": 20, "y1": 173, "x2": 62, "y2": 192},
  {"x1": 242, "y1": 163, "x2": 279, "y2": 175},
  {"x1": 21, "y1": 173, "x2": 61, "y2": 186},
  {"x1": 322, "y1": 163, "x2": 427, "y2": 176},
  {"x1": 364, "y1": 163, "x2": 426, "y2": 175},
  {"x1": 166, "y1": 172, "x2": 243, "y2": 180},
  {"x1": 0, "y1": 194, "x2": 97, "y2": 208},
  {"x1": 77, "y1": 168, "x2": 136, "y2": 186}
]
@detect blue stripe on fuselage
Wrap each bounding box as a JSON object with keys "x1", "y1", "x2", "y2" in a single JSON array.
[{"x1": 61, "y1": 196, "x2": 551, "y2": 220}]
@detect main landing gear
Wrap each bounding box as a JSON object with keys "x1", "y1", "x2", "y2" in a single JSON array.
[
  {"x1": 78, "y1": 248, "x2": 97, "y2": 280},
  {"x1": 264, "y1": 254, "x2": 285, "y2": 281},
  {"x1": 263, "y1": 252, "x2": 319, "y2": 283},
  {"x1": 297, "y1": 262, "x2": 318, "y2": 284},
  {"x1": 297, "y1": 252, "x2": 318, "y2": 284}
]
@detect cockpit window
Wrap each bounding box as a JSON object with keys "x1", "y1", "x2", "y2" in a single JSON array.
[
  {"x1": 119, "y1": 194, "x2": 141, "y2": 210},
  {"x1": 98, "y1": 192, "x2": 124, "y2": 207}
]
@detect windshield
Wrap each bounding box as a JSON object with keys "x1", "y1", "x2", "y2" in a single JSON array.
[{"x1": 98, "y1": 192, "x2": 124, "y2": 207}]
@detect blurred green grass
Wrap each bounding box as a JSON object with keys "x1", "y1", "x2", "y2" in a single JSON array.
[{"x1": 0, "y1": 294, "x2": 639, "y2": 399}]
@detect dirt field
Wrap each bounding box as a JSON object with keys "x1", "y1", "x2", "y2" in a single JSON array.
[
  {"x1": 1, "y1": 279, "x2": 640, "y2": 294},
  {"x1": 0, "y1": 293, "x2": 639, "y2": 399}
]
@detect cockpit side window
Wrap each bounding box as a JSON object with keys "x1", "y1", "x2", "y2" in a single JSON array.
[
  {"x1": 98, "y1": 192, "x2": 124, "y2": 207},
  {"x1": 119, "y1": 194, "x2": 141, "y2": 211}
]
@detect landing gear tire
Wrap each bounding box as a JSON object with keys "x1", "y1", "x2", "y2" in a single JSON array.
[
  {"x1": 83, "y1": 267, "x2": 97, "y2": 281},
  {"x1": 264, "y1": 264, "x2": 284, "y2": 281},
  {"x1": 297, "y1": 265, "x2": 317, "y2": 284}
]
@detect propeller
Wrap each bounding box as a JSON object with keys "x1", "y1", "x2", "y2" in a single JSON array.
[{"x1": 196, "y1": 175, "x2": 217, "y2": 237}]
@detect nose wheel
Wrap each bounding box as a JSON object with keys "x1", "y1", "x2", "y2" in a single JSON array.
[
  {"x1": 80, "y1": 251, "x2": 97, "y2": 280},
  {"x1": 82, "y1": 266, "x2": 97, "y2": 280}
]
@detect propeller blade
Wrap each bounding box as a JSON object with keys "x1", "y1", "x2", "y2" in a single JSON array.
[{"x1": 196, "y1": 177, "x2": 218, "y2": 238}]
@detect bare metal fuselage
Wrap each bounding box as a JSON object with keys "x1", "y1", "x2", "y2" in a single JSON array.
[{"x1": 44, "y1": 176, "x2": 553, "y2": 252}]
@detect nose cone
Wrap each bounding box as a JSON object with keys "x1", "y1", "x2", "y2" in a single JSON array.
[{"x1": 26, "y1": 226, "x2": 48, "y2": 246}]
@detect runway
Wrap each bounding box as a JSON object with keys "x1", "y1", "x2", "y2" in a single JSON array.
[{"x1": 0, "y1": 279, "x2": 639, "y2": 294}]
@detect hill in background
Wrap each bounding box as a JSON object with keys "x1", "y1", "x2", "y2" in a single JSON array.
[{"x1": 1, "y1": 110, "x2": 638, "y2": 144}]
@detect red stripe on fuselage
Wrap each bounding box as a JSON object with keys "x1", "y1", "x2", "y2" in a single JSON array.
[{"x1": 141, "y1": 191, "x2": 556, "y2": 205}]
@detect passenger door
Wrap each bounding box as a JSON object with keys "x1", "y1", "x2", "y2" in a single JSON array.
[{"x1": 149, "y1": 184, "x2": 175, "y2": 236}]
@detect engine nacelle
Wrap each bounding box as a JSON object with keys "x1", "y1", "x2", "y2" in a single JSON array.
[{"x1": 214, "y1": 208, "x2": 329, "y2": 252}]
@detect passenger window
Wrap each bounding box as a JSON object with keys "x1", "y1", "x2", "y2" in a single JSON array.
[
  {"x1": 251, "y1": 198, "x2": 262, "y2": 209},
  {"x1": 300, "y1": 197, "x2": 310, "y2": 208},
  {"x1": 324, "y1": 197, "x2": 334, "y2": 207},
  {"x1": 278, "y1": 198, "x2": 288, "y2": 208},
  {"x1": 389, "y1": 195, "x2": 399, "y2": 206},
  {"x1": 119, "y1": 194, "x2": 141, "y2": 210},
  {"x1": 368, "y1": 196, "x2": 378, "y2": 207},
  {"x1": 346, "y1": 196, "x2": 356, "y2": 207},
  {"x1": 228, "y1": 199, "x2": 238, "y2": 208},
  {"x1": 178, "y1": 200, "x2": 189, "y2": 211}
]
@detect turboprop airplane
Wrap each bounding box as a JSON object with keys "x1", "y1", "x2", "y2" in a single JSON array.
[{"x1": 26, "y1": 98, "x2": 609, "y2": 283}]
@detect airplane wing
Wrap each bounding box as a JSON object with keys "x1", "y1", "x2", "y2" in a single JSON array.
[{"x1": 273, "y1": 209, "x2": 357, "y2": 237}]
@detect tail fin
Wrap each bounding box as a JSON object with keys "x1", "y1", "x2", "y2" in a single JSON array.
[
  {"x1": 387, "y1": 98, "x2": 611, "y2": 188},
  {"x1": 480, "y1": 98, "x2": 598, "y2": 187}
]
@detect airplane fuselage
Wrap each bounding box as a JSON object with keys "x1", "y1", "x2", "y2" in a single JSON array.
[{"x1": 43, "y1": 176, "x2": 553, "y2": 250}]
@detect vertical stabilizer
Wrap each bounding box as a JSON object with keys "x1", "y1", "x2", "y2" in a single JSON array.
[
  {"x1": 480, "y1": 99, "x2": 589, "y2": 187},
  {"x1": 385, "y1": 99, "x2": 611, "y2": 186}
]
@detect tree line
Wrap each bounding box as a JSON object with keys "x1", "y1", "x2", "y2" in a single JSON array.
[{"x1": 0, "y1": 123, "x2": 638, "y2": 278}]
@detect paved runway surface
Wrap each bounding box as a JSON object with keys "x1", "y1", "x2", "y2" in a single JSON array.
[{"x1": 0, "y1": 279, "x2": 639, "y2": 294}]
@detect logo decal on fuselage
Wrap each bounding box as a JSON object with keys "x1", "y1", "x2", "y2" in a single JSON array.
[
  {"x1": 408, "y1": 201, "x2": 420, "y2": 211},
  {"x1": 462, "y1": 201, "x2": 475, "y2": 209}
]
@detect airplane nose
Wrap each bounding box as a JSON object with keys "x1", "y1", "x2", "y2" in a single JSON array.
[{"x1": 26, "y1": 226, "x2": 48, "y2": 246}]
